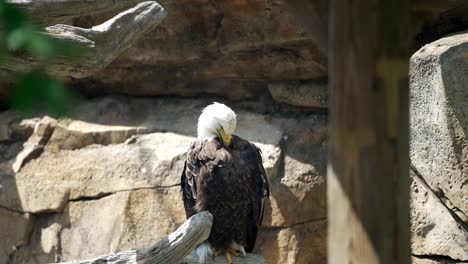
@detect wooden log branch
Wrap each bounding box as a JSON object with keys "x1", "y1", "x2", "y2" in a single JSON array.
[
  {"x1": 183, "y1": 253, "x2": 265, "y2": 264},
  {"x1": 0, "y1": 1, "x2": 166, "y2": 78},
  {"x1": 7, "y1": 0, "x2": 153, "y2": 25},
  {"x1": 58, "y1": 211, "x2": 264, "y2": 264},
  {"x1": 59, "y1": 211, "x2": 212, "y2": 264}
]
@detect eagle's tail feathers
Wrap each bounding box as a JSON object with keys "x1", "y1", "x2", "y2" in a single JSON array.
[
  {"x1": 230, "y1": 241, "x2": 246, "y2": 257},
  {"x1": 196, "y1": 242, "x2": 213, "y2": 264}
]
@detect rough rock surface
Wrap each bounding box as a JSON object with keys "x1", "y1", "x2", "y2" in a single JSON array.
[
  {"x1": 0, "y1": 97, "x2": 327, "y2": 264},
  {"x1": 72, "y1": 0, "x2": 328, "y2": 102},
  {"x1": 255, "y1": 219, "x2": 327, "y2": 264},
  {"x1": 410, "y1": 31, "x2": 468, "y2": 222},
  {"x1": 410, "y1": 171, "x2": 468, "y2": 261},
  {"x1": 0, "y1": 208, "x2": 33, "y2": 263},
  {"x1": 410, "y1": 31, "x2": 468, "y2": 262},
  {"x1": 411, "y1": 256, "x2": 467, "y2": 264},
  {"x1": 268, "y1": 80, "x2": 328, "y2": 109}
]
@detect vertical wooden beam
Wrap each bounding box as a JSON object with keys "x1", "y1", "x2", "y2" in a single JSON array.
[{"x1": 327, "y1": 1, "x2": 411, "y2": 263}]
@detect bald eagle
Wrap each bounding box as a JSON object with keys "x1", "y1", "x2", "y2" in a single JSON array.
[{"x1": 181, "y1": 103, "x2": 269, "y2": 264}]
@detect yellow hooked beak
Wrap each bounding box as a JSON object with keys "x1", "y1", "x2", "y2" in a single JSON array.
[{"x1": 217, "y1": 128, "x2": 232, "y2": 147}]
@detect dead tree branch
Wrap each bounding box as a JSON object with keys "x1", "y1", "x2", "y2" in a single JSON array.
[
  {"x1": 183, "y1": 253, "x2": 265, "y2": 264},
  {"x1": 60, "y1": 211, "x2": 212, "y2": 264},
  {"x1": 1, "y1": 1, "x2": 166, "y2": 78},
  {"x1": 58, "y1": 211, "x2": 264, "y2": 264}
]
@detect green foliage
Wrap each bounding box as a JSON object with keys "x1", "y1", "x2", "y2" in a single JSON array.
[
  {"x1": 12, "y1": 70, "x2": 77, "y2": 114},
  {"x1": 0, "y1": 0, "x2": 78, "y2": 115}
]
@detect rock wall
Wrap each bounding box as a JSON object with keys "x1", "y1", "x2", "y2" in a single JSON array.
[
  {"x1": 1, "y1": 1, "x2": 330, "y2": 262},
  {"x1": 410, "y1": 31, "x2": 468, "y2": 263},
  {"x1": 71, "y1": 0, "x2": 328, "y2": 106},
  {"x1": 0, "y1": 97, "x2": 327, "y2": 264}
]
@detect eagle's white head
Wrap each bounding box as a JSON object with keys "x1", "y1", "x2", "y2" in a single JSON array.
[{"x1": 197, "y1": 102, "x2": 237, "y2": 147}]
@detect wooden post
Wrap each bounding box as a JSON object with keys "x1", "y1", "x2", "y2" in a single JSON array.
[{"x1": 328, "y1": 1, "x2": 411, "y2": 263}]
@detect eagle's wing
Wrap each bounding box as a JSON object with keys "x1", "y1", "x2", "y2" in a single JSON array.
[
  {"x1": 239, "y1": 139, "x2": 270, "y2": 252},
  {"x1": 181, "y1": 139, "x2": 219, "y2": 218},
  {"x1": 181, "y1": 141, "x2": 201, "y2": 218},
  {"x1": 251, "y1": 144, "x2": 270, "y2": 225}
]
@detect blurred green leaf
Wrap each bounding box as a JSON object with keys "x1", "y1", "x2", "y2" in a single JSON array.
[
  {"x1": 6, "y1": 26, "x2": 30, "y2": 50},
  {"x1": 1, "y1": 0, "x2": 79, "y2": 116},
  {"x1": 54, "y1": 38, "x2": 83, "y2": 58},
  {"x1": 12, "y1": 71, "x2": 75, "y2": 116},
  {"x1": 0, "y1": 37, "x2": 6, "y2": 62},
  {"x1": 43, "y1": 78, "x2": 74, "y2": 115},
  {"x1": 0, "y1": 2, "x2": 27, "y2": 32},
  {"x1": 11, "y1": 71, "x2": 46, "y2": 112},
  {"x1": 6, "y1": 24, "x2": 58, "y2": 59},
  {"x1": 25, "y1": 30, "x2": 56, "y2": 59}
]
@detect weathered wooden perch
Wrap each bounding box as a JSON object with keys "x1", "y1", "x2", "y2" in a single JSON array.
[
  {"x1": 1, "y1": 1, "x2": 166, "y2": 78},
  {"x1": 183, "y1": 253, "x2": 265, "y2": 264},
  {"x1": 58, "y1": 211, "x2": 264, "y2": 264}
]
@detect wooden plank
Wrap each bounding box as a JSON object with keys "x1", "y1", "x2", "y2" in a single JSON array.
[{"x1": 328, "y1": 0, "x2": 411, "y2": 263}]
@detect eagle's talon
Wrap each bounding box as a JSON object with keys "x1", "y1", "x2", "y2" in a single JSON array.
[
  {"x1": 227, "y1": 247, "x2": 242, "y2": 257},
  {"x1": 225, "y1": 251, "x2": 233, "y2": 264}
]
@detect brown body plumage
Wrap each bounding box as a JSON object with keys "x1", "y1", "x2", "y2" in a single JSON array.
[{"x1": 181, "y1": 135, "x2": 269, "y2": 254}]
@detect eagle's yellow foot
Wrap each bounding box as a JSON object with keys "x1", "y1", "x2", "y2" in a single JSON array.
[
  {"x1": 225, "y1": 247, "x2": 244, "y2": 264},
  {"x1": 214, "y1": 248, "x2": 242, "y2": 264},
  {"x1": 225, "y1": 251, "x2": 233, "y2": 264},
  {"x1": 227, "y1": 247, "x2": 242, "y2": 257}
]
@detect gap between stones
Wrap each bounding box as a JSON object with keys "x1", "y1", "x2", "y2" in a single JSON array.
[
  {"x1": 29, "y1": 181, "x2": 320, "y2": 230},
  {"x1": 411, "y1": 163, "x2": 468, "y2": 231},
  {"x1": 263, "y1": 217, "x2": 327, "y2": 231},
  {"x1": 8, "y1": 183, "x2": 321, "y2": 259},
  {"x1": 0, "y1": 184, "x2": 182, "y2": 216},
  {"x1": 13, "y1": 118, "x2": 156, "y2": 172},
  {"x1": 0, "y1": 204, "x2": 25, "y2": 214},
  {"x1": 412, "y1": 253, "x2": 468, "y2": 263},
  {"x1": 67, "y1": 184, "x2": 182, "y2": 203}
]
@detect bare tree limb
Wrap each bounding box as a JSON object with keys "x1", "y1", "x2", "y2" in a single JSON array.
[
  {"x1": 7, "y1": 0, "x2": 152, "y2": 25},
  {"x1": 59, "y1": 211, "x2": 212, "y2": 264},
  {"x1": 0, "y1": 1, "x2": 166, "y2": 79},
  {"x1": 57, "y1": 211, "x2": 264, "y2": 264},
  {"x1": 183, "y1": 253, "x2": 265, "y2": 264}
]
